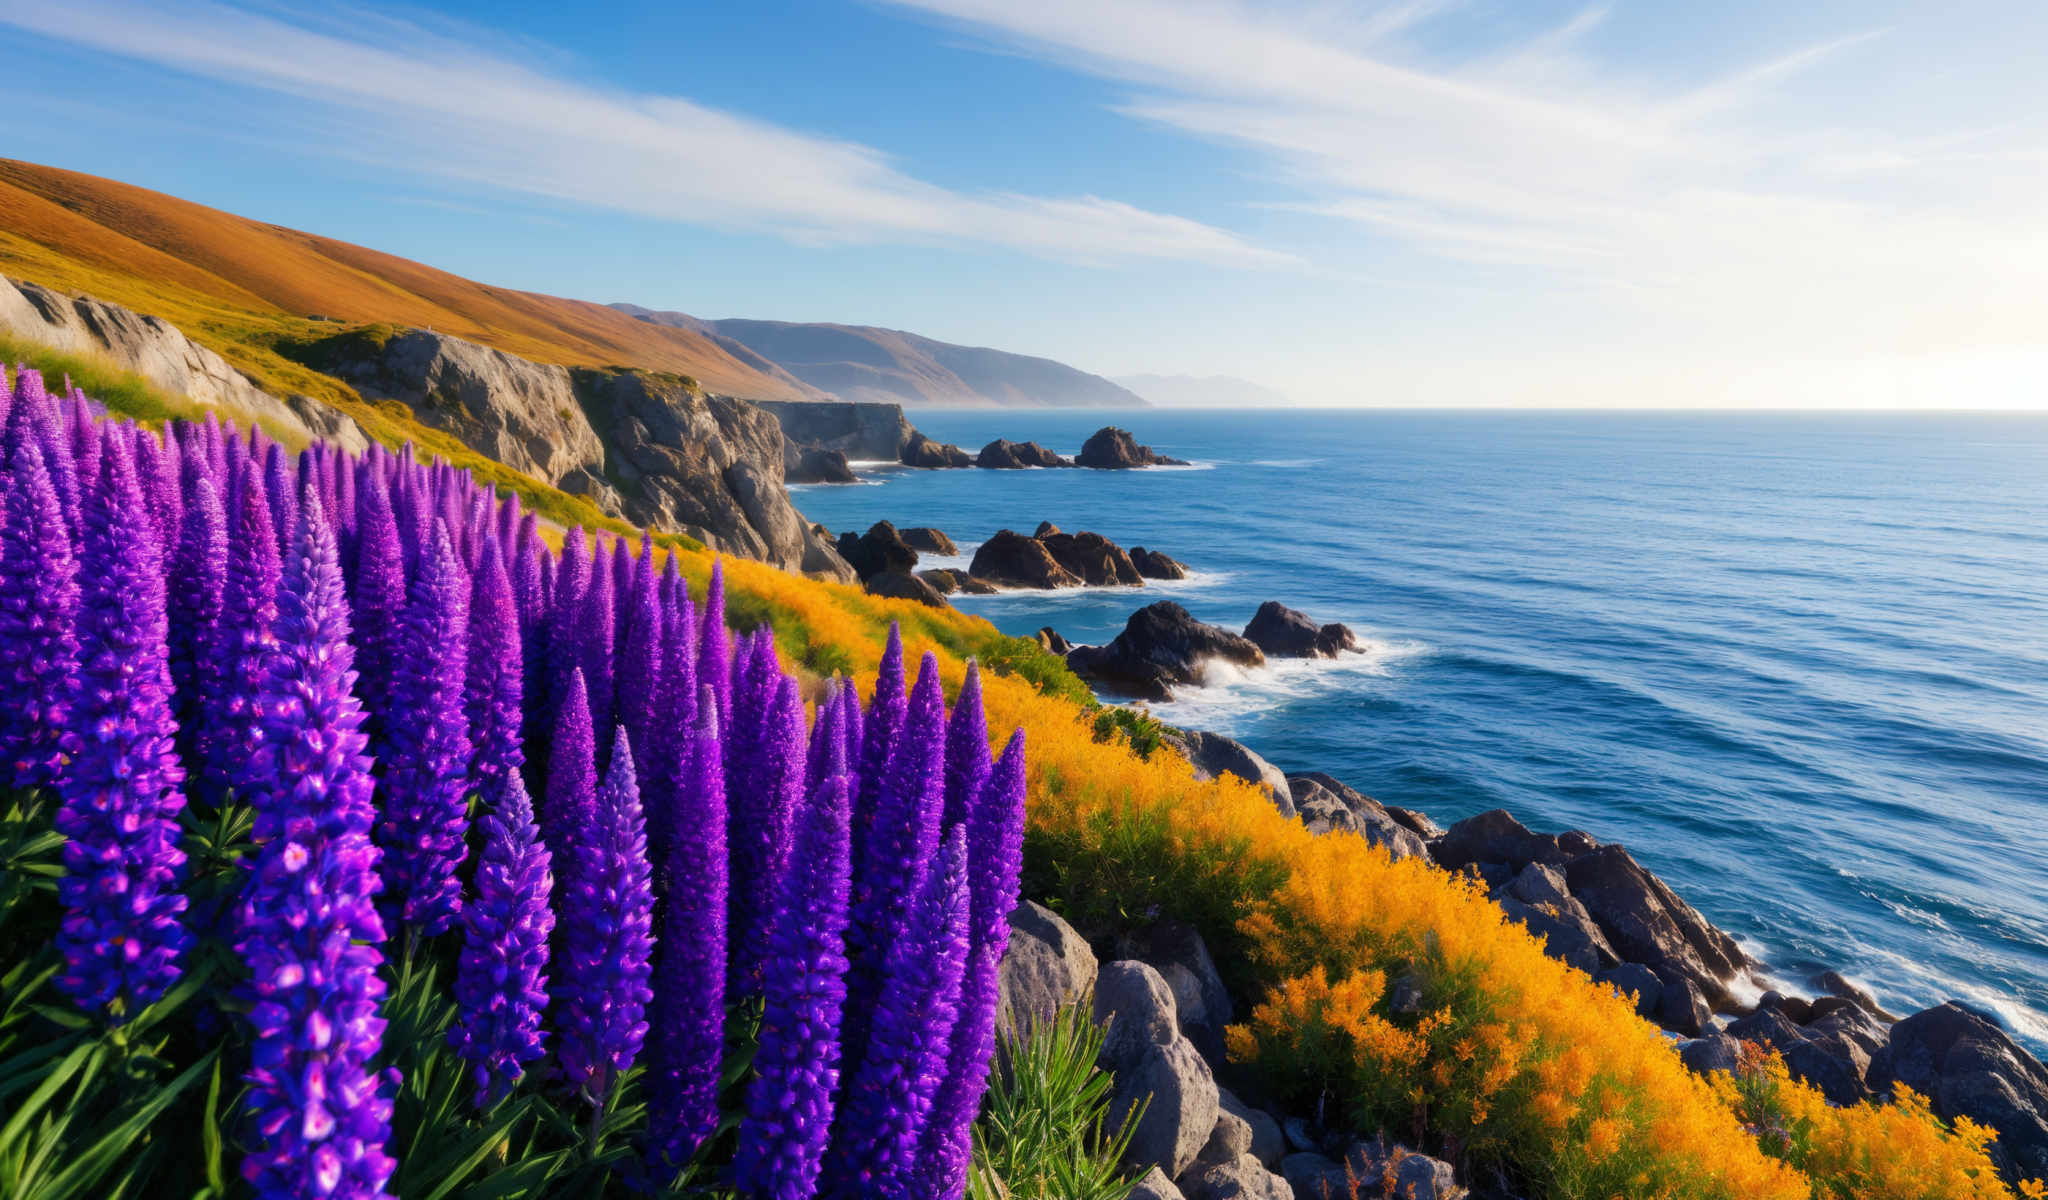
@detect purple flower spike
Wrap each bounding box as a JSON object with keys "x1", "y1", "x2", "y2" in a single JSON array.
[
  {"x1": 202, "y1": 460, "x2": 281, "y2": 806},
  {"x1": 642, "y1": 596, "x2": 697, "y2": 871},
  {"x1": 540, "y1": 668, "x2": 596, "y2": 895},
  {"x1": 351, "y1": 471, "x2": 406, "y2": 730},
  {"x1": 803, "y1": 681, "x2": 846, "y2": 798},
  {"x1": 614, "y1": 545, "x2": 663, "y2": 778},
  {"x1": 465, "y1": 538, "x2": 524, "y2": 802},
  {"x1": 555, "y1": 727, "x2": 655, "y2": 1109},
  {"x1": 823, "y1": 823, "x2": 972, "y2": 1199},
  {"x1": 235, "y1": 487, "x2": 396, "y2": 1200},
  {"x1": 645, "y1": 693, "x2": 729, "y2": 1181},
  {"x1": 376, "y1": 522, "x2": 472, "y2": 937},
  {"x1": 53, "y1": 434, "x2": 190, "y2": 1020},
  {"x1": 168, "y1": 471, "x2": 228, "y2": 749},
  {"x1": 857, "y1": 625, "x2": 907, "y2": 815},
  {"x1": 0, "y1": 441, "x2": 80, "y2": 789},
  {"x1": 919, "y1": 729, "x2": 1029, "y2": 1196},
  {"x1": 943, "y1": 661, "x2": 991, "y2": 830},
  {"x1": 449, "y1": 773, "x2": 555, "y2": 1110},
  {"x1": 733, "y1": 776, "x2": 853, "y2": 1200},
  {"x1": 730, "y1": 669, "x2": 805, "y2": 995},
  {"x1": 580, "y1": 551, "x2": 617, "y2": 743},
  {"x1": 699, "y1": 558, "x2": 731, "y2": 726}
]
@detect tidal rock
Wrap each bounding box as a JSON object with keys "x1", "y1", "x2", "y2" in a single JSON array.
[
  {"x1": 1111, "y1": 1037, "x2": 1220, "y2": 1181},
  {"x1": 1680, "y1": 1033, "x2": 1744, "y2": 1076},
  {"x1": 970, "y1": 529, "x2": 1085, "y2": 589},
  {"x1": 1598, "y1": 963, "x2": 1664, "y2": 1020},
  {"x1": 1066, "y1": 602, "x2": 1266, "y2": 701},
  {"x1": 917, "y1": 567, "x2": 997, "y2": 596},
  {"x1": 1870, "y1": 1001, "x2": 2048, "y2": 1181},
  {"x1": 863, "y1": 569, "x2": 948, "y2": 608},
  {"x1": 900, "y1": 430, "x2": 974, "y2": 468},
  {"x1": 1036, "y1": 627, "x2": 1075, "y2": 655},
  {"x1": 899, "y1": 525, "x2": 959, "y2": 555},
  {"x1": 998, "y1": 901, "x2": 1098, "y2": 1040},
  {"x1": 1385, "y1": 805, "x2": 1444, "y2": 840},
  {"x1": 836, "y1": 520, "x2": 919, "y2": 580},
  {"x1": 1284, "y1": 773, "x2": 1428, "y2": 859},
  {"x1": 1040, "y1": 529, "x2": 1145, "y2": 586},
  {"x1": 1726, "y1": 1005, "x2": 1871, "y2": 1103},
  {"x1": 1814, "y1": 970, "x2": 1898, "y2": 1022},
  {"x1": 1178, "y1": 1154, "x2": 1294, "y2": 1200},
  {"x1": 1241, "y1": 602, "x2": 1359, "y2": 659},
  {"x1": 1169, "y1": 730, "x2": 1293, "y2": 816},
  {"x1": 1035, "y1": 520, "x2": 1062, "y2": 537},
  {"x1": 1564, "y1": 845, "x2": 1751, "y2": 1009},
  {"x1": 1656, "y1": 972, "x2": 1716, "y2": 1039},
  {"x1": 1095, "y1": 961, "x2": 1180, "y2": 1072},
  {"x1": 1077, "y1": 425, "x2": 1190, "y2": 468},
  {"x1": 1132, "y1": 547, "x2": 1192, "y2": 580},
  {"x1": 1431, "y1": 809, "x2": 1578, "y2": 870},
  {"x1": 978, "y1": 438, "x2": 1072, "y2": 468},
  {"x1": 784, "y1": 441, "x2": 856, "y2": 483}
]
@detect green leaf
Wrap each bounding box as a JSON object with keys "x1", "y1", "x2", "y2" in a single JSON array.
[{"x1": 34, "y1": 1045, "x2": 221, "y2": 1200}]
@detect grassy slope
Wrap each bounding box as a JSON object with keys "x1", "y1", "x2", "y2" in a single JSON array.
[{"x1": 2, "y1": 157, "x2": 2025, "y2": 1200}]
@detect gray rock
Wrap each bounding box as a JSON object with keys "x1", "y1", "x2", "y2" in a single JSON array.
[
  {"x1": 1077, "y1": 426, "x2": 1189, "y2": 469},
  {"x1": 1219, "y1": 1088, "x2": 1287, "y2": 1168},
  {"x1": 1431, "y1": 809, "x2": 1577, "y2": 870},
  {"x1": 784, "y1": 442, "x2": 855, "y2": 483},
  {"x1": 1178, "y1": 1154, "x2": 1294, "y2": 1200},
  {"x1": 1198, "y1": 1107, "x2": 1254, "y2": 1166},
  {"x1": 1496, "y1": 895, "x2": 1616, "y2": 976},
  {"x1": 1597, "y1": 963, "x2": 1664, "y2": 1019},
  {"x1": 997, "y1": 901, "x2": 1098, "y2": 1041},
  {"x1": 1724, "y1": 1004, "x2": 1869, "y2": 1103},
  {"x1": 836, "y1": 520, "x2": 919, "y2": 579},
  {"x1": 1120, "y1": 923, "x2": 1235, "y2": 1065},
  {"x1": 0, "y1": 276, "x2": 369, "y2": 453},
  {"x1": 1111, "y1": 1037, "x2": 1220, "y2": 1180},
  {"x1": 864, "y1": 569, "x2": 948, "y2": 608},
  {"x1": 899, "y1": 525, "x2": 958, "y2": 555},
  {"x1": 1870, "y1": 1001, "x2": 2048, "y2": 1181},
  {"x1": 1284, "y1": 773, "x2": 1429, "y2": 859},
  {"x1": 1564, "y1": 844, "x2": 1750, "y2": 1009},
  {"x1": 754, "y1": 398, "x2": 913, "y2": 460},
  {"x1": 1036, "y1": 627, "x2": 1075, "y2": 655},
  {"x1": 1127, "y1": 1166, "x2": 1187, "y2": 1200},
  {"x1": 1506, "y1": 862, "x2": 1573, "y2": 909},
  {"x1": 1132, "y1": 547, "x2": 1191, "y2": 580},
  {"x1": 1814, "y1": 970, "x2": 1898, "y2": 1022},
  {"x1": 979, "y1": 438, "x2": 1073, "y2": 468},
  {"x1": 1680, "y1": 1033, "x2": 1743, "y2": 1076},
  {"x1": 970, "y1": 529, "x2": 1085, "y2": 589},
  {"x1": 1040, "y1": 528, "x2": 1145, "y2": 586},
  {"x1": 1241, "y1": 601, "x2": 1357, "y2": 659},
  {"x1": 1067, "y1": 603, "x2": 1266, "y2": 702},
  {"x1": 1279, "y1": 1152, "x2": 1344, "y2": 1199},
  {"x1": 1171, "y1": 730, "x2": 1292, "y2": 816},
  {"x1": 1657, "y1": 972, "x2": 1714, "y2": 1038},
  {"x1": 1281, "y1": 1118, "x2": 1318, "y2": 1154},
  {"x1": 1095, "y1": 961, "x2": 1179, "y2": 1072},
  {"x1": 900, "y1": 430, "x2": 974, "y2": 468}
]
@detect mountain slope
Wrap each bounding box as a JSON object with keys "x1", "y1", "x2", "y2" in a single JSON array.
[
  {"x1": 0, "y1": 158, "x2": 818, "y2": 400},
  {"x1": 1116, "y1": 373, "x2": 1292, "y2": 408},
  {"x1": 615, "y1": 305, "x2": 1145, "y2": 408}
]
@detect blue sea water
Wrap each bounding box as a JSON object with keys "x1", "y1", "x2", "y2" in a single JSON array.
[{"x1": 793, "y1": 409, "x2": 2048, "y2": 1049}]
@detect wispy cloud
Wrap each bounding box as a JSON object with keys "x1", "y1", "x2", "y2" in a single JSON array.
[
  {"x1": 884, "y1": 0, "x2": 2048, "y2": 362},
  {"x1": 0, "y1": 0, "x2": 1288, "y2": 268}
]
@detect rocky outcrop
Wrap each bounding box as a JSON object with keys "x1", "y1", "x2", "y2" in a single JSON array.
[
  {"x1": 836, "y1": 521, "x2": 919, "y2": 580},
  {"x1": 1096, "y1": 960, "x2": 1220, "y2": 1181},
  {"x1": 978, "y1": 438, "x2": 1072, "y2": 469},
  {"x1": 753, "y1": 398, "x2": 912, "y2": 460},
  {"x1": 784, "y1": 442, "x2": 856, "y2": 483},
  {"x1": 1871, "y1": 1002, "x2": 2048, "y2": 1181},
  {"x1": 1041, "y1": 528, "x2": 1145, "y2": 586},
  {"x1": 899, "y1": 526, "x2": 958, "y2": 555},
  {"x1": 997, "y1": 901, "x2": 1098, "y2": 1041},
  {"x1": 1132, "y1": 547, "x2": 1191, "y2": 580},
  {"x1": 900, "y1": 431, "x2": 974, "y2": 468},
  {"x1": 1284, "y1": 773, "x2": 1428, "y2": 861},
  {"x1": 1066, "y1": 602, "x2": 1267, "y2": 701},
  {"x1": 1036, "y1": 627, "x2": 1074, "y2": 655},
  {"x1": 1282, "y1": 1142, "x2": 1463, "y2": 1200},
  {"x1": 1242, "y1": 602, "x2": 1359, "y2": 659},
  {"x1": 917, "y1": 568, "x2": 996, "y2": 597},
  {"x1": 1077, "y1": 425, "x2": 1190, "y2": 468},
  {"x1": 969, "y1": 530, "x2": 1085, "y2": 589},
  {"x1": 1167, "y1": 730, "x2": 1294, "y2": 817},
  {"x1": 863, "y1": 568, "x2": 948, "y2": 608},
  {"x1": 0, "y1": 276, "x2": 367, "y2": 453}
]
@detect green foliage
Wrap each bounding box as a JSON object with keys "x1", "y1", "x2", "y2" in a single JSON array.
[
  {"x1": 969, "y1": 999, "x2": 1141, "y2": 1200},
  {"x1": 979, "y1": 636, "x2": 1094, "y2": 708},
  {"x1": 1089, "y1": 706, "x2": 1173, "y2": 760}
]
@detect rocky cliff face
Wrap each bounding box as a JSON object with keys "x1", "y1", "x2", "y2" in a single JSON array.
[
  {"x1": 754, "y1": 399, "x2": 913, "y2": 460},
  {"x1": 0, "y1": 276, "x2": 367, "y2": 452},
  {"x1": 293, "y1": 329, "x2": 852, "y2": 580}
]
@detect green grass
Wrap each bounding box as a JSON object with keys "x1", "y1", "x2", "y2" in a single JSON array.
[{"x1": 970, "y1": 1000, "x2": 1143, "y2": 1200}]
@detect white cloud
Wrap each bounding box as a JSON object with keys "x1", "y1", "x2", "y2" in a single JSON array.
[
  {"x1": 885, "y1": 0, "x2": 2048, "y2": 372},
  {"x1": 0, "y1": 0, "x2": 1288, "y2": 268}
]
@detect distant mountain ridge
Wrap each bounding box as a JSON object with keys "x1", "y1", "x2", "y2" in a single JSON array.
[
  {"x1": 1116, "y1": 373, "x2": 1291, "y2": 408},
  {"x1": 614, "y1": 305, "x2": 1145, "y2": 409}
]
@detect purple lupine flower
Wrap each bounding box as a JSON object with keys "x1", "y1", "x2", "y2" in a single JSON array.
[
  {"x1": 539, "y1": 668, "x2": 596, "y2": 896},
  {"x1": 699, "y1": 558, "x2": 731, "y2": 727},
  {"x1": 539, "y1": 529, "x2": 591, "y2": 774},
  {"x1": 730, "y1": 669, "x2": 806, "y2": 995},
  {"x1": 375, "y1": 522, "x2": 472, "y2": 937},
  {"x1": 919, "y1": 729, "x2": 1029, "y2": 1196},
  {"x1": 263, "y1": 440, "x2": 297, "y2": 557},
  {"x1": 841, "y1": 651, "x2": 947, "y2": 1076},
  {"x1": 464, "y1": 538, "x2": 524, "y2": 801},
  {"x1": 942, "y1": 662, "x2": 991, "y2": 829},
  {"x1": 235, "y1": 485, "x2": 395, "y2": 1200},
  {"x1": 857, "y1": 625, "x2": 907, "y2": 817},
  {"x1": 200, "y1": 460, "x2": 281, "y2": 806},
  {"x1": 614, "y1": 544, "x2": 662, "y2": 778},
  {"x1": 168, "y1": 470, "x2": 228, "y2": 755},
  {"x1": 351, "y1": 471, "x2": 406, "y2": 729},
  {"x1": 448, "y1": 772, "x2": 554, "y2": 1110},
  {"x1": 53, "y1": 433, "x2": 190, "y2": 1019},
  {"x1": 822, "y1": 823, "x2": 972, "y2": 1199},
  {"x1": 6, "y1": 367, "x2": 81, "y2": 532},
  {"x1": 580, "y1": 544, "x2": 617, "y2": 740},
  {"x1": 555, "y1": 727, "x2": 655, "y2": 1109},
  {"x1": 644, "y1": 692, "x2": 728, "y2": 1180},
  {"x1": 804, "y1": 680, "x2": 847, "y2": 798},
  {"x1": 642, "y1": 592, "x2": 696, "y2": 873},
  {"x1": 733, "y1": 776, "x2": 853, "y2": 1200},
  {"x1": 0, "y1": 440, "x2": 80, "y2": 789}
]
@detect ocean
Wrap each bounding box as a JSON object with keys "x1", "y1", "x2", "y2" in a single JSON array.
[{"x1": 791, "y1": 408, "x2": 2048, "y2": 1051}]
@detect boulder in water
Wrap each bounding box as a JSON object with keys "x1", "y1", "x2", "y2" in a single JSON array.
[
  {"x1": 1066, "y1": 602, "x2": 1266, "y2": 701},
  {"x1": 1077, "y1": 425, "x2": 1190, "y2": 468},
  {"x1": 979, "y1": 438, "x2": 1073, "y2": 468},
  {"x1": 900, "y1": 431, "x2": 974, "y2": 468},
  {"x1": 1132, "y1": 547, "x2": 1191, "y2": 580},
  {"x1": 1241, "y1": 601, "x2": 1358, "y2": 658},
  {"x1": 899, "y1": 525, "x2": 958, "y2": 555},
  {"x1": 969, "y1": 529, "x2": 1085, "y2": 589}
]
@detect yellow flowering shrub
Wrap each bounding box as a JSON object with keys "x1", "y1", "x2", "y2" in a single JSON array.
[{"x1": 639, "y1": 541, "x2": 2029, "y2": 1200}]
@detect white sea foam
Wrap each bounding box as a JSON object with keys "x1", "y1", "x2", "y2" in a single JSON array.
[
  {"x1": 1249, "y1": 457, "x2": 1325, "y2": 469},
  {"x1": 1142, "y1": 639, "x2": 1429, "y2": 732}
]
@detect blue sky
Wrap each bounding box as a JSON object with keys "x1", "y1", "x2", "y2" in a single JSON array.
[{"x1": 2, "y1": 0, "x2": 2045, "y2": 407}]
